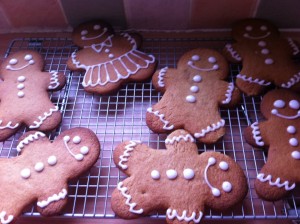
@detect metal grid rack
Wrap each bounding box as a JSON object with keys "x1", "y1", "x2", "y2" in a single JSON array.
[{"x1": 0, "y1": 36, "x2": 300, "y2": 221}]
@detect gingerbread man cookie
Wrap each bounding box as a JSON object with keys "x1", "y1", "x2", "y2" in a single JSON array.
[
  {"x1": 67, "y1": 20, "x2": 156, "y2": 94},
  {"x1": 0, "y1": 50, "x2": 66, "y2": 142},
  {"x1": 0, "y1": 127, "x2": 100, "y2": 224},
  {"x1": 244, "y1": 89, "x2": 300, "y2": 200},
  {"x1": 223, "y1": 18, "x2": 300, "y2": 96},
  {"x1": 112, "y1": 129, "x2": 247, "y2": 224},
  {"x1": 146, "y1": 48, "x2": 241, "y2": 144}
]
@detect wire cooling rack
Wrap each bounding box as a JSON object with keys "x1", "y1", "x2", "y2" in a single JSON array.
[{"x1": 0, "y1": 36, "x2": 300, "y2": 221}]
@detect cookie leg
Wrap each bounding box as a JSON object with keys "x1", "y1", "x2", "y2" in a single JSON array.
[
  {"x1": 166, "y1": 208, "x2": 204, "y2": 224},
  {"x1": 0, "y1": 118, "x2": 20, "y2": 142},
  {"x1": 236, "y1": 74, "x2": 270, "y2": 96}
]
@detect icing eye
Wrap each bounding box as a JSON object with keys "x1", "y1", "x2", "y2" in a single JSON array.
[
  {"x1": 222, "y1": 181, "x2": 232, "y2": 192},
  {"x1": 191, "y1": 55, "x2": 200, "y2": 61},
  {"x1": 245, "y1": 26, "x2": 253, "y2": 31},
  {"x1": 24, "y1": 54, "x2": 32, "y2": 61},
  {"x1": 81, "y1": 30, "x2": 88, "y2": 36},
  {"x1": 219, "y1": 161, "x2": 229, "y2": 171},
  {"x1": 151, "y1": 170, "x2": 160, "y2": 180},
  {"x1": 93, "y1": 24, "x2": 101, "y2": 30},
  {"x1": 208, "y1": 56, "x2": 217, "y2": 64},
  {"x1": 9, "y1": 58, "x2": 18, "y2": 65},
  {"x1": 289, "y1": 100, "x2": 300, "y2": 109},
  {"x1": 260, "y1": 25, "x2": 267, "y2": 31},
  {"x1": 273, "y1": 100, "x2": 285, "y2": 108}
]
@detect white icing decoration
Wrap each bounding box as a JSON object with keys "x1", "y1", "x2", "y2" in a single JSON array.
[
  {"x1": 0, "y1": 211, "x2": 14, "y2": 224},
  {"x1": 208, "y1": 56, "x2": 217, "y2": 63},
  {"x1": 224, "y1": 44, "x2": 242, "y2": 61},
  {"x1": 258, "y1": 41, "x2": 267, "y2": 47},
  {"x1": 29, "y1": 106, "x2": 59, "y2": 129},
  {"x1": 165, "y1": 133, "x2": 195, "y2": 144},
  {"x1": 194, "y1": 119, "x2": 225, "y2": 138},
  {"x1": 287, "y1": 125, "x2": 296, "y2": 134},
  {"x1": 118, "y1": 140, "x2": 141, "y2": 170},
  {"x1": 17, "y1": 83, "x2": 25, "y2": 90},
  {"x1": 16, "y1": 131, "x2": 46, "y2": 152},
  {"x1": 17, "y1": 76, "x2": 26, "y2": 82},
  {"x1": 48, "y1": 71, "x2": 60, "y2": 89},
  {"x1": 183, "y1": 168, "x2": 195, "y2": 180},
  {"x1": 281, "y1": 72, "x2": 300, "y2": 89},
  {"x1": 287, "y1": 38, "x2": 300, "y2": 55},
  {"x1": 108, "y1": 53, "x2": 114, "y2": 59},
  {"x1": 63, "y1": 135, "x2": 85, "y2": 161},
  {"x1": 147, "y1": 107, "x2": 174, "y2": 130},
  {"x1": 260, "y1": 25, "x2": 267, "y2": 31},
  {"x1": 271, "y1": 108, "x2": 300, "y2": 120},
  {"x1": 243, "y1": 32, "x2": 271, "y2": 39},
  {"x1": 151, "y1": 170, "x2": 160, "y2": 180},
  {"x1": 222, "y1": 181, "x2": 232, "y2": 192},
  {"x1": 9, "y1": 58, "x2": 18, "y2": 65},
  {"x1": 117, "y1": 182, "x2": 143, "y2": 214},
  {"x1": 219, "y1": 161, "x2": 229, "y2": 171},
  {"x1": 48, "y1": 156, "x2": 57, "y2": 166},
  {"x1": 245, "y1": 26, "x2": 252, "y2": 31},
  {"x1": 289, "y1": 100, "x2": 300, "y2": 109},
  {"x1": 6, "y1": 60, "x2": 35, "y2": 71},
  {"x1": 222, "y1": 82, "x2": 234, "y2": 104},
  {"x1": 166, "y1": 209, "x2": 203, "y2": 223},
  {"x1": 105, "y1": 49, "x2": 110, "y2": 53},
  {"x1": 250, "y1": 122, "x2": 265, "y2": 146},
  {"x1": 265, "y1": 58, "x2": 274, "y2": 65},
  {"x1": 289, "y1": 138, "x2": 298, "y2": 146},
  {"x1": 190, "y1": 86, "x2": 199, "y2": 93},
  {"x1": 237, "y1": 74, "x2": 271, "y2": 86},
  {"x1": 37, "y1": 188, "x2": 67, "y2": 208},
  {"x1": 34, "y1": 162, "x2": 45, "y2": 172},
  {"x1": 261, "y1": 48, "x2": 269, "y2": 54},
  {"x1": 191, "y1": 55, "x2": 200, "y2": 61},
  {"x1": 204, "y1": 157, "x2": 221, "y2": 197},
  {"x1": 193, "y1": 75, "x2": 202, "y2": 82},
  {"x1": 157, "y1": 66, "x2": 168, "y2": 87},
  {"x1": 83, "y1": 34, "x2": 113, "y2": 52},
  {"x1": 17, "y1": 91, "x2": 25, "y2": 98},
  {"x1": 72, "y1": 136, "x2": 81, "y2": 144},
  {"x1": 24, "y1": 54, "x2": 32, "y2": 61},
  {"x1": 188, "y1": 61, "x2": 219, "y2": 71},
  {"x1": 20, "y1": 168, "x2": 31, "y2": 179},
  {"x1": 80, "y1": 146, "x2": 89, "y2": 155},
  {"x1": 81, "y1": 27, "x2": 108, "y2": 40},
  {"x1": 186, "y1": 95, "x2": 196, "y2": 103},
  {"x1": 274, "y1": 100, "x2": 285, "y2": 108},
  {"x1": 81, "y1": 30, "x2": 88, "y2": 35},
  {"x1": 291, "y1": 151, "x2": 300, "y2": 160},
  {"x1": 0, "y1": 120, "x2": 19, "y2": 130},
  {"x1": 166, "y1": 169, "x2": 178, "y2": 180},
  {"x1": 93, "y1": 24, "x2": 101, "y2": 30},
  {"x1": 257, "y1": 173, "x2": 295, "y2": 191}
]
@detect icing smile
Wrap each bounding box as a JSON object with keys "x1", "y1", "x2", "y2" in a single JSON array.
[
  {"x1": 81, "y1": 27, "x2": 108, "y2": 40},
  {"x1": 271, "y1": 99, "x2": 300, "y2": 120},
  {"x1": 187, "y1": 55, "x2": 219, "y2": 72},
  {"x1": 6, "y1": 54, "x2": 35, "y2": 71},
  {"x1": 243, "y1": 32, "x2": 271, "y2": 39}
]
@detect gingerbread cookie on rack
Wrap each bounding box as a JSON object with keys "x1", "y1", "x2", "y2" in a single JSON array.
[
  {"x1": 0, "y1": 50, "x2": 66, "y2": 142},
  {"x1": 67, "y1": 20, "x2": 156, "y2": 94},
  {"x1": 223, "y1": 18, "x2": 300, "y2": 96},
  {"x1": 146, "y1": 48, "x2": 241, "y2": 144},
  {"x1": 0, "y1": 127, "x2": 100, "y2": 224},
  {"x1": 112, "y1": 129, "x2": 247, "y2": 224},
  {"x1": 244, "y1": 89, "x2": 300, "y2": 200}
]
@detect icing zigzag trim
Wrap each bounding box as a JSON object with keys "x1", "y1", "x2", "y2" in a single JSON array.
[
  {"x1": 250, "y1": 122, "x2": 264, "y2": 146},
  {"x1": 165, "y1": 134, "x2": 195, "y2": 144},
  {"x1": 37, "y1": 188, "x2": 67, "y2": 208},
  {"x1": 48, "y1": 71, "x2": 60, "y2": 89},
  {"x1": 0, "y1": 211, "x2": 14, "y2": 224},
  {"x1": 16, "y1": 131, "x2": 46, "y2": 152},
  {"x1": 118, "y1": 140, "x2": 141, "y2": 170},
  {"x1": 147, "y1": 107, "x2": 174, "y2": 130},
  {"x1": 157, "y1": 66, "x2": 168, "y2": 87},
  {"x1": 0, "y1": 120, "x2": 19, "y2": 130},
  {"x1": 29, "y1": 106, "x2": 59, "y2": 129},
  {"x1": 224, "y1": 44, "x2": 242, "y2": 61},
  {"x1": 166, "y1": 208, "x2": 203, "y2": 223},
  {"x1": 194, "y1": 119, "x2": 225, "y2": 138},
  {"x1": 237, "y1": 74, "x2": 271, "y2": 86},
  {"x1": 287, "y1": 38, "x2": 300, "y2": 55},
  {"x1": 257, "y1": 173, "x2": 295, "y2": 191},
  {"x1": 222, "y1": 82, "x2": 234, "y2": 104},
  {"x1": 281, "y1": 72, "x2": 300, "y2": 89}
]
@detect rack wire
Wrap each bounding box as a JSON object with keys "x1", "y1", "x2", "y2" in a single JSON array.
[{"x1": 0, "y1": 36, "x2": 299, "y2": 221}]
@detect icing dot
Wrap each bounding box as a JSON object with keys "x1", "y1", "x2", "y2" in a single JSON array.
[
  {"x1": 289, "y1": 138, "x2": 298, "y2": 147},
  {"x1": 183, "y1": 168, "x2": 195, "y2": 180},
  {"x1": 105, "y1": 49, "x2": 110, "y2": 53},
  {"x1": 17, "y1": 83, "x2": 25, "y2": 90},
  {"x1": 9, "y1": 58, "x2": 18, "y2": 65},
  {"x1": 212, "y1": 64, "x2": 219, "y2": 70},
  {"x1": 261, "y1": 48, "x2": 269, "y2": 54},
  {"x1": 291, "y1": 151, "x2": 300, "y2": 160},
  {"x1": 219, "y1": 161, "x2": 229, "y2": 171},
  {"x1": 193, "y1": 75, "x2": 202, "y2": 82},
  {"x1": 271, "y1": 109, "x2": 278, "y2": 115},
  {"x1": 151, "y1": 170, "x2": 160, "y2": 180},
  {"x1": 17, "y1": 76, "x2": 26, "y2": 82},
  {"x1": 212, "y1": 188, "x2": 221, "y2": 197},
  {"x1": 166, "y1": 169, "x2": 177, "y2": 180},
  {"x1": 208, "y1": 157, "x2": 216, "y2": 165},
  {"x1": 81, "y1": 30, "x2": 88, "y2": 35},
  {"x1": 29, "y1": 60, "x2": 35, "y2": 65},
  {"x1": 222, "y1": 181, "x2": 232, "y2": 192},
  {"x1": 63, "y1": 136, "x2": 70, "y2": 142},
  {"x1": 273, "y1": 100, "x2": 285, "y2": 108},
  {"x1": 260, "y1": 25, "x2": 267, "y2": 31},
  {"x1": 20, "y1": 168, "x2": 31, "y2": 179},
  {"x1": 24, "y1": 54, "x2": 32, "y2": 61},
  {"x1": 108, "y1": 53, "x2": 114, "y2": 59},
  {"x1": 72, "y1": 136, "x2": 81, "y2": 144},
  {"x1": 208, "y1": 56, "x2": 217, "y2": 63},
  {"x1": 80, "y1": 146, "x2": 89, "y2": 155},
  {"x1": 265, "y1": 58, "x2": 274, "y2": 65},
  {"x1": 48, "y1": 156, "x2": 57, "y2": 166},
  {"x1": 93, "y1": 24, "x2": 101, "y2": 30},
  {"x1": 17, "y1": 91, "x2": 25, "y2": 98},
  {"x1": 75, "y1": 154, "x2": 84, "y2": 161},
  {"x1": 190, "y1": 86, "x2": 199, "y2": 93},
  {"x1": 258, "y1": 41, "x2": 266, "y2": 47},
  {"x1": 245, "y1": 26, "x2": 253, "y2": 31},
  {"x1": 186, "y1": 95, "x2": 196, "y2": 103},
  {"x1": 191, "y1": 55, "x2": 200, "y2": 61},
  {"x1": 34, "y1": 162, "x2": 45, "y2": 172},
  {"x1": 289, "y1": 100, "x2": 300, "y2": 109},
  {"x1": 287, "y1": 126, "x2": 296, "y2": 134}
]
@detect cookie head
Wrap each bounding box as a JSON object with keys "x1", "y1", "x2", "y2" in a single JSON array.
[
  {"x1": 232, "y1": 19, "x2": 279, "y2": 42},
  {"x1": 72, "y1": 20, "x2": 114, "y2": 47}
]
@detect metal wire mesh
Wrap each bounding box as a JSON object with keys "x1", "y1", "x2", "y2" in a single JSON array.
[{"x1": 0, "y1": 37, "x2": 299, "y2": 221}]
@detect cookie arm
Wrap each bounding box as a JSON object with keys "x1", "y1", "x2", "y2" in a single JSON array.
[
  {"x1": 47, "y1": 71, "x2": 66, "y2": 91},
  {"x1": 244, "y1": 121, "x2": 269, "y2": 148},
  {"x1": 152, "y1": 67, "x2": 178, "y2": 93},
  {"x1": 219, "y1": 81, "x2": 241, "y2": 107},
  {"x1": 223, "y1": 43, "x2": 242, "y2": 63}
]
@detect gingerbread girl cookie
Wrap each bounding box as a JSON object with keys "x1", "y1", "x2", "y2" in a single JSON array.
[
  {"x1": 112, "y1": 129, "x2": 248, "y2": 224},
  {"x1": 0, "y1": 50, "x2": 66, "y2": 142},
  {"x1": 244, "y1": 89, "x2": 300, "y2": 200},
  {"x1": 67, "y1": 20, "x2": 156, "y2": 94},
  {"x1": 0, "y1": 127, "x2": 100, "y2": 224},
  {"x1": 146, "y1": 48, "x2": 241, "y2": 144},
  {"x1": 223, "y1": 18, "x2": 300, "y2": 96}
]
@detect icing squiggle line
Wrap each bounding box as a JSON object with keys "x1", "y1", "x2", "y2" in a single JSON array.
[
  {"x1": 48, "y1": 71, "x2": 60, "y2": 89},
  {"x1": 166, "y1": 209, "x2": 203, "y2": 223},
  {"x1": 237, "y1": 74, "x2": 271, "y2": 86},
  {"x1": 243, "y1": 32, "x2": 270, "y2": 39},
  {"x1": 287, "y1": 38, "x2": 300, "y2": 55},
  {"x1": 119, "y1": 140, "x2": 141, "y2": 170},
  {"x1": 147, "y1": 107, "x2": 174, "y2": 130},
  {"x1": 281, "y1": 72, "x2": 300, "y2": 89},
  {"x1": 117, "y1": 182, "x2": 143, "y2": 214},
  {"x1": 204, "y1": 157, "x2": 221, "y2": 197},
  {"x1": 157, "y1": 66, "x2": 168, "y2": 87},
  {"x1": 224, "y1": 44, "x2": 242, "y2": 61},
  {"x1": 29, "y1": 106, "x2": 59, "y2": 129},
  {"x1": 84, "y1": 35, "x2": 113, "y2": 53},
  {"x1": 222, "y1": 82, "x2": 234, "y2": 104},
  {"x1": 250, "y1": 122, "x2": 265, "y2": 146},
  {"x1": 16, "y1": 131, "x2": 46, "y2": 152},
  {"x1": 0, "y1": 120, "x2": 19, "y2": 130},
  {"x1": 37, "y1": 188, "x2": 67, "y2": 208},
  {"x1": 194, "y1": 119, "x2": 225, "y2": 138},
  {"x1": 165, "y1": 134, "x2": 195, "y2": 145},
  {"x1": 257, "y1": 173, "x2": 295, "y2": 191},
  {"x1": 0, "y1": 211, "x2": 13, "y2": 224}
]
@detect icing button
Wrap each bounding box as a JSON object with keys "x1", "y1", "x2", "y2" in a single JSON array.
[
  {"x1": 183, "y1": 168, "x2": 195, "y2": 180},
  {"x1": 265, "y1": 58, "x2": 274, "y2": 65},
  {"x1": 261, "y1": 48, "x2": 269, "y2": 54},
  {"x1": 166, "y1": 169, "x2": 177, "y2": 180},
  {"x1": 151, "y1": 170, "x2": 160, "y2": 180},
  {"x1": 289, "y1": 138, "x2": 298, "y2": 147},
  {"x1": 258, "y1": 41, "x2": 266, "y2": 47},
  {"x1": 287, "y1": 126, "x2": 296, "y2": 134},
  {"x1": 17, "y1": 91, "x2": 25, "y2": 98},
  {"x1": 48, "y1": 156, "x2": 57, "y2": 166},
  {"x1": 108, "y1": 53, "x2": 114, "y2": 59},
  {"x1": 186, "y1": 95, "x2": 196, "y2": 103},
  {"x1": 17, "y1": 83, "x2": 25, "y2": 90},
  {"x1": 20, "y1": 168, "x2": 31, "y2": 179},
  {"x1": 193, "y1": 75, "x2": 202, "y2": 83},
  {"x1": 190, "y1": 86, "x2": 199, "y2": 93},
  {"x1": 291, "y1": 151, "x2": 300, "y2": 160},
  {"x1": 34, "y1": 162, "x2": 45, "y2": 172},
  {"x1": 17, "y1": 76, "x2": 26, "y2": 82}
]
